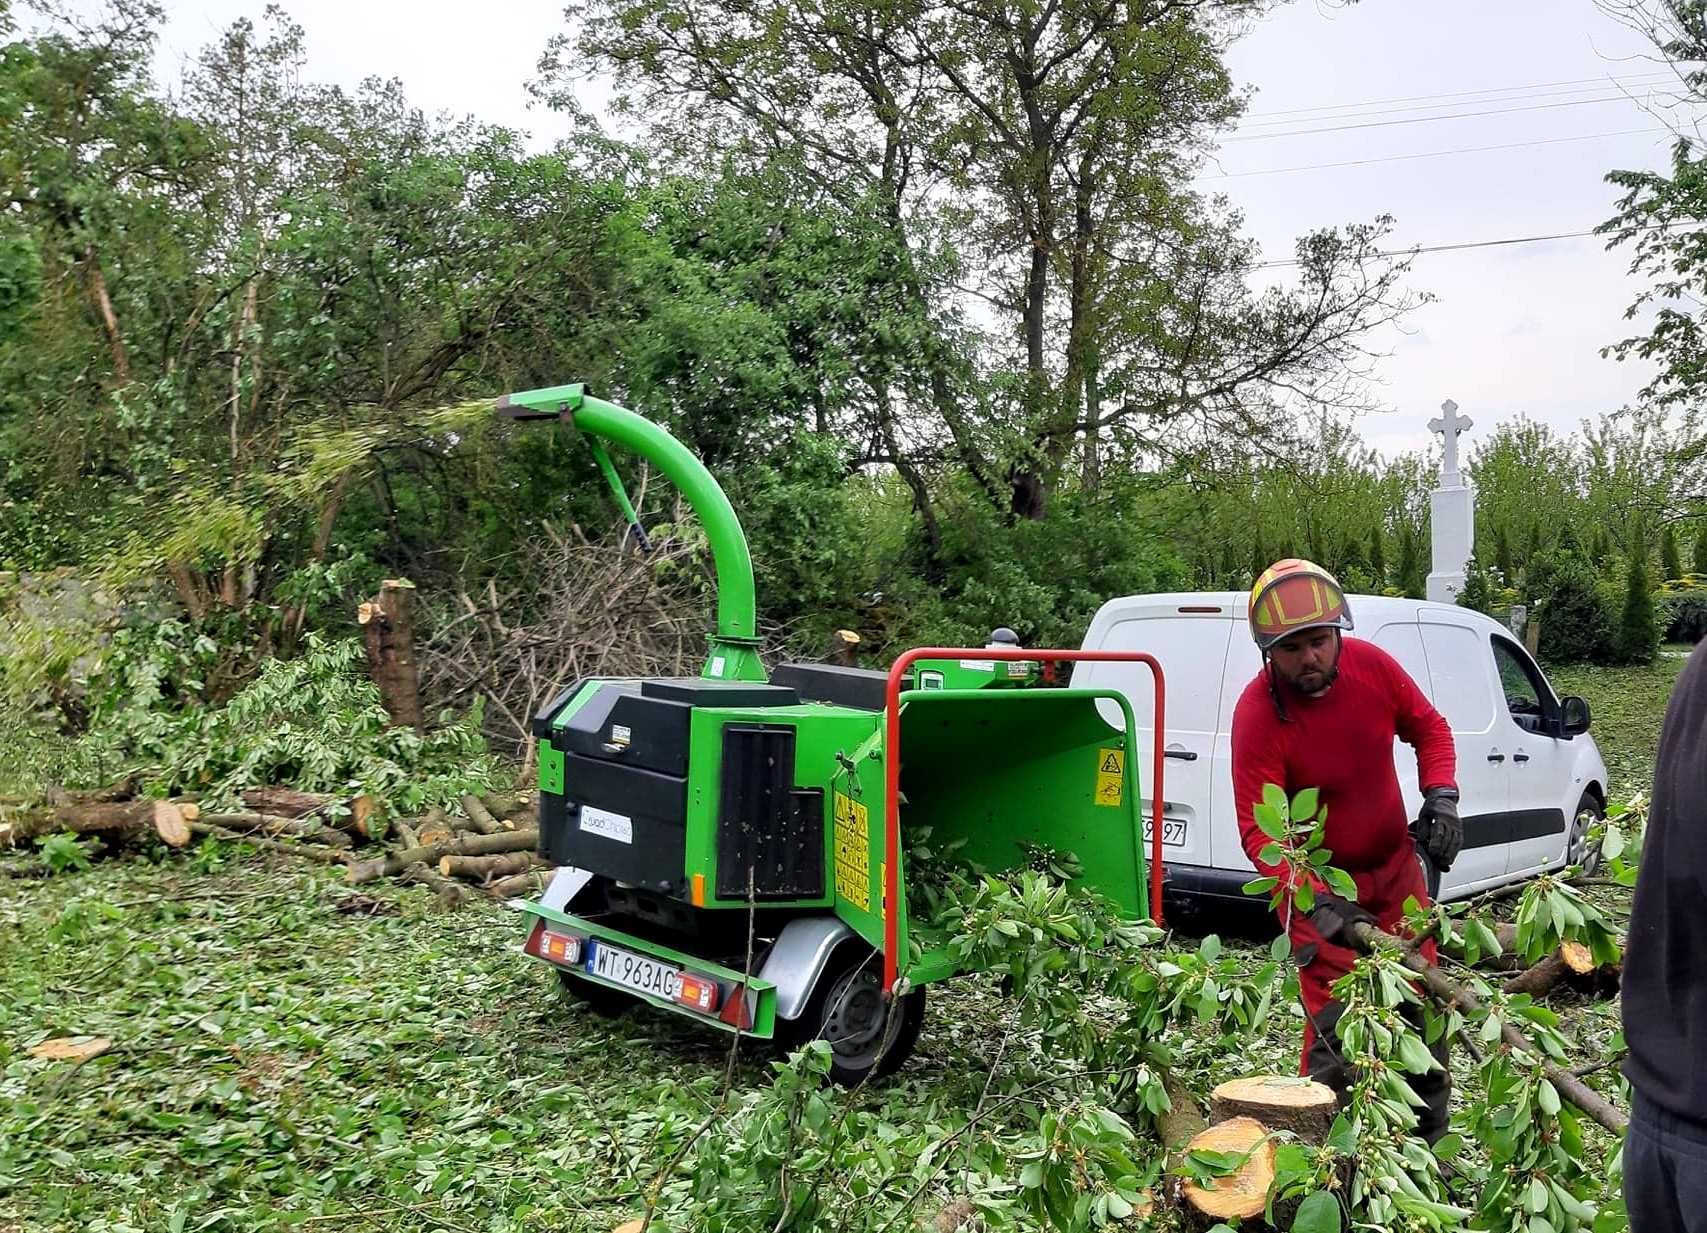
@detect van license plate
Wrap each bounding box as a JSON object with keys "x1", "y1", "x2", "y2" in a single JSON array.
[
  {"x1": 1143, "y1": 818, "x2": 1188, "y2": 848},
  {"x1": 586, "y1": 941, "x2": 681, "y2": 1000}
]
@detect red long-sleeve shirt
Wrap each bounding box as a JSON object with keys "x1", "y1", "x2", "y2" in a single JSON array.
[{"x1": 1231, "y1": 637, "x2": 1457, "y2": 891}]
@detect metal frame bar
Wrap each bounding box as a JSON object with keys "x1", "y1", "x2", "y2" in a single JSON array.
[{"x1": 880, "y1": 647, "x2": 1167, "y2": 994}]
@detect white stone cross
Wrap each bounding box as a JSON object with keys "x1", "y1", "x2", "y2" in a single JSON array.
[{"x1": 1427, "y1": 398, "x2": 1474, "y2": 484}]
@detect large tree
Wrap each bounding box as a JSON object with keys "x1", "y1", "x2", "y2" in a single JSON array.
[{"x1": 546, "y1": 0, "x2": 1417, "y2": 521}]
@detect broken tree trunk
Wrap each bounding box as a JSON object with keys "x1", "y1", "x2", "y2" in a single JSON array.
[
  {"x1": 1210, "y1": 1076, "x2": 1338, "y2": 1142},
  {"x1": 439, "y1": 851, "x2": 540, "y2": 882},
  {"x1": 239, "y1": 788, "x2": 377, "y2": 838},
  {"x1": 345, "y1": 828, "x2": 539, "y2": 885},
  {"x1": 1503, "y1": 940, "x2": 1620, "y2": 999},
  {"x1": 2, "y1": 800, "x2": 151, "y2": 845},
  {"x1": 1178, "y1": 1117, "x2": 1276, "y2": 1223},
  {"x1": 1350, "y1": 920, "x2": 1627, "y2": 1133},
  {"x1": 357, "y1": 578, "x2": 423, "y2": 732},
  {"x1": 197, "y1": 812, "x2": 352, "y2": 848},
  {"x1": 459, "y1": 793, "x2": 508, "y2": 836}
]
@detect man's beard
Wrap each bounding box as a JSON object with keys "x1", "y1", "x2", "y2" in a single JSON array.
[{"x1": 1286, "y1": 664, "x2": 1338, "y2": 696}]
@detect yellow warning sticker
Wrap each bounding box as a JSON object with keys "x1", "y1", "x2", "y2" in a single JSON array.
[
  {"x1": 1095, "y1": 747, "x2": 1125, "y2": 807},
  {"x1": 833, "y1": 791, "x2": 872, "y2": 911}
]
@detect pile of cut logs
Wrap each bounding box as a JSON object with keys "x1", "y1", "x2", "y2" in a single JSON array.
[{"x1": 0, "y1": 782, "x2": 546, "y2": 907}]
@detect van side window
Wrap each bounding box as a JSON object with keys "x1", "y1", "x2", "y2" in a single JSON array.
[
  {"x1": 1419, "y1": 623, "x2": 1496, "y2": 733},
  {"x1": 1491, "y1": 637, "x2": 1550, "y2": 734}
]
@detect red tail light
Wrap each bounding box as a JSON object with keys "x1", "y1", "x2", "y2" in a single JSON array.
[{"x1": 675, "y1": 973, "x2": 720, "y2": 1013}]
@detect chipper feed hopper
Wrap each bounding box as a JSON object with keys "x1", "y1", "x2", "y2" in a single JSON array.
[{"x1": 502, "y1": 384, "x2": 1167, "y2": 1083}]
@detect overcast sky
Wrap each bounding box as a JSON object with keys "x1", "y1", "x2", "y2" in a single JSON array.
[{"x1": 133, "y1": 0, "x2": 1687, "y2": 459}]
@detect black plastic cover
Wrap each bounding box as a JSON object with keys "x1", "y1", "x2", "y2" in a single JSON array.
[
  {"x1": 553, "y1": 756, "x2": 690, "y2": 894},
  {"x1": 641, "y1": 678, "x2": 799, "y2": 708},
  {"x1": 771, "y1": 662, "x2": 890, "y2": 712},
  {"x1": 556, "y1": 684, "x2": 693, "y2": 778}
]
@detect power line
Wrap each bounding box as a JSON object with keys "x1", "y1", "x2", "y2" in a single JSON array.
[
  {"x1": 1250, "y1": 224, "x2": 1688, "y2": 269},
  {"x1": 1243, "y1": 71, "x2": 1675, "y2": 120},
  {"x1": 1226, "y1": 94, "x2": 1655, "y2": 142},
  {"x1": 1204, "y1": 128, "x2": 1664, "y2": 180},
  {"x1": 1238, "y1": 78, "x2": 1674, "y2": 129}
]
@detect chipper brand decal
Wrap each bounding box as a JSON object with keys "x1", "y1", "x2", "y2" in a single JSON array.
[
  {"x1": 580, "y1": 805, "x2": 634, "y2": 844},
  {"x1": 1095, "y1": 748, "x2": 1125, "y2": 807},
  {"x1": 833, "y1": 791, "x2": 871, "y2": 910}
]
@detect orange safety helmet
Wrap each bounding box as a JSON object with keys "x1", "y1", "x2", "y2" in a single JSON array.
[{"x1": 1248, "y1": 558, "x2": 1354, "y2": 651}]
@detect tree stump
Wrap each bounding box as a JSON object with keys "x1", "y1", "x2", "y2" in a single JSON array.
[
  {"x1": 357, "y1": 578, "x2": 422, "y2": 732},
  {"x1": 1210, "y1": 1076, "x2": 1338, "y2": 1142},
  {"x1": 1178, "y1": 1117, "x2": 1276, "y2": 1223}
]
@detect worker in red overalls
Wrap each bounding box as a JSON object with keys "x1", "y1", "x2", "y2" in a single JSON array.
[{"x1": 1230, "y1": 559, "x2": 1462, "y2": 1142}]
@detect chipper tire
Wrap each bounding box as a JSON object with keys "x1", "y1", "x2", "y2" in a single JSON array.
[
  {"x1": 557, "y1": 969, "x2": 632, "y2": 1018},
  {"x1": 784, "y1": 948, "x2": 926, "y2": 1086}
]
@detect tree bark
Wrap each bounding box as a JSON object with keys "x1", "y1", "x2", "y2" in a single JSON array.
[
  {"x1": 240, "y1": 789, "x2": 377, "y2": 838},
  {"x1": 197, "y1": 812, "x2": 353, "y2": 847},
  {"x1": 2, "y1": 800, "x2": 156, "y2": 846},
  {"x1": 345, "y1": 828, "x2": 538, "y2": 885},
  {"x1": 83, "y1": 245, "x2": 129, "y2": 384},
  {"x1": 399, "y1": 863, "x2": 472, "y2": 909},
  {"x1": 459, "y1": 793, "x2": 508, "y2": 836},
  {"x1": 1157, "y1": 1068, "x2": 1209, "y2": 1159},
  {"x1": 190, "y1": 822, "x2": 352, "y2": 865},
  {"x1": 357, "y1": 579, "x2": 423, "y2": 732},
  {"x1": 439, "y1": 852, "x2": 541, "y2": 882},
  {"x1": 487, "y1": 869, "x2": 550, "y2": 898}
]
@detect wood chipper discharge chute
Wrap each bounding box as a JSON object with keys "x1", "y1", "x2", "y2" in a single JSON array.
[{"x1": 499, "y1": 383, "x2": 1168, "y2": 1084}]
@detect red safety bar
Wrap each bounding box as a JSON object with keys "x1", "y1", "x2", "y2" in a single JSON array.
[{"x1": 882, "y1": 647, "x2": 1167, "y2": 994}]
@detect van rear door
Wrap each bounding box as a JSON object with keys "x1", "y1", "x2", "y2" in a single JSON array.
[
  {"x1": 1419, "y1": 618, "x2": 1512, "y2": 893},
  {"x1": 1074, "y1": 605, "x2": 1234, "y2": 873}
]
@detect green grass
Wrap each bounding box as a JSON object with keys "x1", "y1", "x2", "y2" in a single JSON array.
[
  {"x1": 0, "y1": 849, "x2": 1312, "y2": 1233},
  {"x1": 3, "y1": 653, "x2": 1681, "y2": 1231},
  {"x1": 1548, "y1": 653, "x2": 1687, "y2": 798}
]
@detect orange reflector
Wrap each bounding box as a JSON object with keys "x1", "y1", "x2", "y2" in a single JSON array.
[
  {"x1": 540, "y1": 931, "x2": 581, "y2": 964},
  {"x1": 675, "y1": 973, "x2": 720, "y2": 1013},
  {"x1": 691, "y1": 873, "x2": 705, "y2": 906}
]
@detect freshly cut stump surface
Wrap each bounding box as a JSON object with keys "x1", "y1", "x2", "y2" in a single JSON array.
[
  {"x1": 1210, "y1": 1075, "x2": 1338, "y2": 1141},
  {"x1": 1180, "y1": 1116, "x2": 1276, "y2": 1221}
]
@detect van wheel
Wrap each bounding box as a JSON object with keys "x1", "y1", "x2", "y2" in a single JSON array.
[
  {"x1": 558, "y1": 969, "x2": 631, "y2": 1017},
  {"x1": 784, "y1": 950, "x2": 925, "y2": 1086},
  {"x1": 1565, "y1": 792, "x2": 1605, "y2": 875}
]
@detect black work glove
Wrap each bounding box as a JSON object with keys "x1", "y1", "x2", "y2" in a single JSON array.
[
  {"x1": 1414, "y1": 787, "x2": 1463, "y2": 872},
  {"x1": 1308, "y1": 893, "x2": 1377, "y2": 947}
]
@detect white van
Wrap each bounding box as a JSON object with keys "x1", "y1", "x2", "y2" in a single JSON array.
[{"x1": 1070, "y1": 592, "x2": 1610, "y2": 908}]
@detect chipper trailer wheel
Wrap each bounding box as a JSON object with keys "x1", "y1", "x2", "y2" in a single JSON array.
[{"x1": 786, "y1": 948, "x2": 926, "y2": 1085}]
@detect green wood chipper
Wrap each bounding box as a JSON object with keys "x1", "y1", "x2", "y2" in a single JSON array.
[{"x1": 501, "y1": 383, "x2": 1169, "y2": 1083}]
